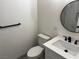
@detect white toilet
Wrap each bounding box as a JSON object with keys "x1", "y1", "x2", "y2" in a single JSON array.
[{"x1": 27, "y1": 34, "x2": 50, "y2": 59}]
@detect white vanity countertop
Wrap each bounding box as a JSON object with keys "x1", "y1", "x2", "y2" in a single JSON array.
[{"x1": 43, "y1": 36, "x2": 79, "y2": 59}]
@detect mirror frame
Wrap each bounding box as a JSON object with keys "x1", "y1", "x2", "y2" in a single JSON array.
[{"x1": 60, "y1": 0, "x2": 79, "y2": 33}]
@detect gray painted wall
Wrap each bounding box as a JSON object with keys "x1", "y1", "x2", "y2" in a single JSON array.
[
  {"x1": 38, "y1": 0, "x2": 58, "y2": 37},
  {"x1": 0, "y1": 0, "x2": 37, "y2": 59}
]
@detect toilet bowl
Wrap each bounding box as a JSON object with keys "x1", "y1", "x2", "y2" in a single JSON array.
[
  {"x1": 27, "y1": 46, "x2": 44, "y2": 59},
  {"x1": 27, "y1": 34, "x2": 50, "y2": 59}
]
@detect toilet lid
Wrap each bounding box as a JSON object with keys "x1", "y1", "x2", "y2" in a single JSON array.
[{"x1": 27, "y1": 46, "x2": 44, "y2": 57}]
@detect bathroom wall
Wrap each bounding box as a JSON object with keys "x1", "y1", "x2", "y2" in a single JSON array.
[
  {"x1": 0, "y1": 0, "x2": 37, "y2": 59},
  {"x1": 38, "y1": 0, "x2": 58, "y2": 37},
  {"x1": 38, "y1": 0, "x2": 79, "y2": 40}
]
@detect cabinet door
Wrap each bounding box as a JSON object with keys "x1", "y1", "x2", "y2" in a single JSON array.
[{"x1": 45, "y1": 48, "x2": 66, "y2": 59}]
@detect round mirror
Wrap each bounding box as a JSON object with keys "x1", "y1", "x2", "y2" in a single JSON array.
[{"x1": 60, "y1": 1, "x2": 79, "y2": 32}]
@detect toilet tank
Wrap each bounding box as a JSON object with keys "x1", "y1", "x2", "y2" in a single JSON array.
[{"x1": 38, "y1": 34, "x2": 50, "y2": 47}]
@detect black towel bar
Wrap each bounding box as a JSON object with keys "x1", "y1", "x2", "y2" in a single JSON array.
[{"x1": 0, "y1": 23, "x2": 21, "y2": 28}]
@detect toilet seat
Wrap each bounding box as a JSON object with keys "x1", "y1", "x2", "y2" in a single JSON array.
[{"x1": 27, "y1": 46, "x2": 44, "y2": 57}]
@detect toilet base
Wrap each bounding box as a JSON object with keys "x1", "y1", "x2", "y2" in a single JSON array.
[
  {"x1": 27, "y1": 57, "x2": 38, "y2": 59},
  {"x1": 27, "y1": 56, "x2": 44, "y2": 59}
]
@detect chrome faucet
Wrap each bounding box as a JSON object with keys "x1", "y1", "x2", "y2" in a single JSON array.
[
  {"x1": 68, "y1": 36, "x2": 71, "y2": 43},
  {"x1": 63, "y1": 36, "x2": 72, "y2": 43}
]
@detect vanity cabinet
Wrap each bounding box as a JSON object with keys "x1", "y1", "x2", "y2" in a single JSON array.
[{"x1": 45, "y1": 47, "x2": 66, "y2": 59}]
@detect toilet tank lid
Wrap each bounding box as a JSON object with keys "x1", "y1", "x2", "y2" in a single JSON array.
[
  {"x1": 27, "y1": 46, "x2": 44, "y2": 57},
  {"x1": 38, "y1": 34, "x2": 50, "y2": 40}
]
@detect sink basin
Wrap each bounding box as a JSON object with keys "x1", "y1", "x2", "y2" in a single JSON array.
[{"x1": 53, "y1": 40, "x2": 79, "y2": 56}]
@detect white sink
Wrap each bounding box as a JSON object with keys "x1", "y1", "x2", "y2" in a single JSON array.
[
  {"x1": 44, "y1": 36, "x2": 79, "y2": 59},
  {"x1": 53, "y1": 40, "x2": 79, "y2": 56}
]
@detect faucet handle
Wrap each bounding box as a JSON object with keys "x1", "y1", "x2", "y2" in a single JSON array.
[
  {"x1": 74, "y1": 40, "x2": 79, "y2": 45},
  {"x1": 63, "y1": 36, "x2": 67, "y2": 41},
  {"x1": 74, "y1": 40, "x2": 77, "y2": 45}
]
